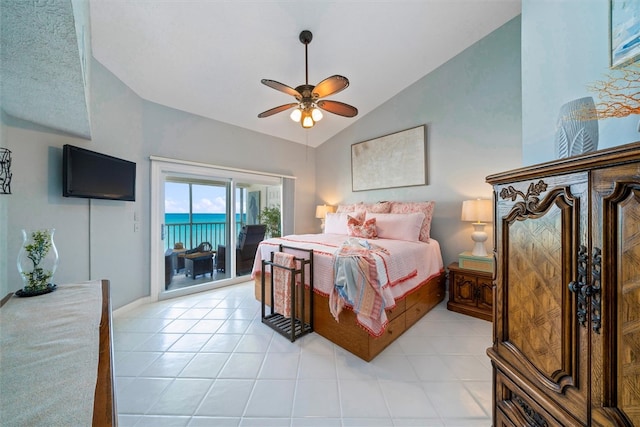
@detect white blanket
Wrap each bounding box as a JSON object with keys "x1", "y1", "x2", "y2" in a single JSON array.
[{"x1": 252, "y1": 233, "x2": 444, "y2": 302}]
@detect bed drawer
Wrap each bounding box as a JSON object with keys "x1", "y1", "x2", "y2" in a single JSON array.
[
  {"x1": 386, "y1": 298, "x2": 405, "y2": 321},
  {"x1": 369, "y1": 312, "x2": 406, "y2": 357},
  {"x1": 405, "y1": 278, "x2": 445, "y2": 327}
]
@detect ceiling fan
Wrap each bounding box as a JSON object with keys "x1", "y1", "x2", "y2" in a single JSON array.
[{"x1": 258, "y1": 30, "x2": 358, "y2": 129}]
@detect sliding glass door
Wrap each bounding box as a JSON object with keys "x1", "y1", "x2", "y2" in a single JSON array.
[
  {"x1": 151, "y1": 157, "x2": 283, "y2": 300},
  {"x1": 163, "y1": 178, "x2": 232, "y2": 292}
]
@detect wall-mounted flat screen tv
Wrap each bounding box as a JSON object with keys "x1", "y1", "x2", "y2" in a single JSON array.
[{"x1": 63, "y1": 144, "x2": 136, "y2": 201}]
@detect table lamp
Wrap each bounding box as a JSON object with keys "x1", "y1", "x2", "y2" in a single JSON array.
[
  {"x1": 461, "y1": 199, "x2": 493, "y2": 257},
  {"x1": 315, "y1": 204, "x2": 335, "y2": 230}
]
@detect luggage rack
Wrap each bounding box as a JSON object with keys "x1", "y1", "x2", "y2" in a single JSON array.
[{"x1": 261, "y1": 245, "x2": 314, "y2": 342}]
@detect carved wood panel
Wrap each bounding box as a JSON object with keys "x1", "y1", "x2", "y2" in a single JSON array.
[
  {"x1": 452, "y1": 274, "x2": 476, "y2": 305},
  {"x1": 501, "y1": 181, "x2": 582, "y2": 395},
  {"x1": 592, "y1": 166, "x2": 640, "y2": 427},
  {"x1": 493, "y1": 174, "x2": 590, "y2": 424},
  {"x1": 477, "y1": 276, "x2": 494, "y2": 312},
  {"x1": 507, "y1": 208, "x2": 564, "y2": 377},
  {"x1": 619, "y1": 191, "x2": 640, "y2": 425}
]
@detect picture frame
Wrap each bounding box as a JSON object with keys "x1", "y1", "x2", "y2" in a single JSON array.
[
  {"x1": 610, "y1": 0, "x2": 640, "y2": 68},
  {"x1": 351, "y1": 125, "x2": 427, "y2": 192},
  {"x1": 247, "y1": 191, "x2": 260, "y2": 224}
]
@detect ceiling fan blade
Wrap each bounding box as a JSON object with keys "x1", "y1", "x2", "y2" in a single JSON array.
[
  {"x1": 258, "y1": 103, "x2": 299, "y2": 118},
  {"x1": 312, "y1": 75, "x2": 349, "y2": 99},
  {"x1": 261, "y1": 79, "x2": 302, "y2": 99},
  {"x1": 316, "y1": 100, "x2": 358, "y2": 118}
]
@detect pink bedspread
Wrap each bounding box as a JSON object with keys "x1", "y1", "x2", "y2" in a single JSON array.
[{"x1": 252, "y1": 233, "x2": 444, "y2": 332}]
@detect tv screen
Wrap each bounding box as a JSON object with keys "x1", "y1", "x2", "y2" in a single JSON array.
[{"x1": 63, "y1": 144, "x2": 136, "y2": 201}]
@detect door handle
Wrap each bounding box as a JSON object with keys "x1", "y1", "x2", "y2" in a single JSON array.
[
  {"x1": 589, "y1": 247, "x2": 602, "y2": 334},
  {"x1": 568, "y1": 245, "x2": 589, "y2": 329}
]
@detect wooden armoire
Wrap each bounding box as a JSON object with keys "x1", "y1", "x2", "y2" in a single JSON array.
[{"x1": 486, "y1": 142, "x2": 640, "y2": 426}]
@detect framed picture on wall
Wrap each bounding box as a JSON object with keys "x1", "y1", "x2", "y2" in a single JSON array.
[
  {"x1": 610, "y1": 0, "x2": 640, "y2": 68},
  {"x1": 351, "y1": 125, "x2": 427, "y2": 192}
]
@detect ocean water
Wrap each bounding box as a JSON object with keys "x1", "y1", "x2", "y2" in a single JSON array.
[
  {"x1": 165, "y1": 213, "x2": 244, "y2": 224},
  {"x1": 164, "y1": 213, "x2": 246, "y2": 249}
]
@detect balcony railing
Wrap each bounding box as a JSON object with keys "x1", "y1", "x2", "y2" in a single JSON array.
[{"x1": 164, "y1": 221, "x2": 244, "y2": 251}]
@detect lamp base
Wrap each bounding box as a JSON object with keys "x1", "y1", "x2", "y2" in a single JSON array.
[{"x1": 469, "y1": 222, "x2": 488, "y2": 257}]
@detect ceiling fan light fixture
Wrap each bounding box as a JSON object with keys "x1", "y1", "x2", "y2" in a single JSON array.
[
  {"x1": 290, "y1": 108, "x2": 302, "y2": 122},
  {"x1": 311, "y1": 107, "x2": 323, "y2": 122},
  {"x1": 301, "y1": 111, "x2": 315, "y2": 128}
]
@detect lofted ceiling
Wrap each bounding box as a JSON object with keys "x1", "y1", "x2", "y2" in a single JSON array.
[
  {"x1": 90, "y1": 1, "x2": 521, "y2": 147},
  {"x1": 1, "y1": 1, "x2": 521, "y2": 147}
]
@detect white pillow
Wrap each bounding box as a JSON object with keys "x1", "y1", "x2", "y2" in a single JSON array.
[
  {"x1": 324, "y1": 212, "x2": 350, "y2": 234},
  {"x1": 365, "y1": 212, "x2": 425, "y2": 241}
]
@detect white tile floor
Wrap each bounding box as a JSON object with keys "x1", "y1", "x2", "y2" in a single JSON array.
[{"x1": 113, "y1": 281, "x2": 493, "y2": 427}]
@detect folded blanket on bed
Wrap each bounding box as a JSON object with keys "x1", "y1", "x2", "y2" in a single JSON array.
[
  {"x1": 330, "y1": 238, "x2": 393, "y2": 336},
  {"x1": 273, "y1": 251, "x2": 296, "y2": 318}
]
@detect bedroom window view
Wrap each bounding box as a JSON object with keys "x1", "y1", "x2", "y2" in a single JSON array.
[{"x1": 163, "y1": 179, "x2": 279, "y2": 293}]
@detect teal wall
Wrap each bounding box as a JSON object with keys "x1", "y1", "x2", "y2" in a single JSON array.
[
  {"x1": 522, "y1": 0, "x2": 640, "y2": 165},
  {"x1": 316, "y1": 17, "x2": 523, "y2": 267}
]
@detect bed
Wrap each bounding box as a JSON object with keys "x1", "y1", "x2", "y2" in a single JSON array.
[{"x1": 252, "y1": 201, "x2": 446, "y2": 361}]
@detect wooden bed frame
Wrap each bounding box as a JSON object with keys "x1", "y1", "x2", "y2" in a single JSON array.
[
  {"x1": 255, "y1": 271, "x2": 446, "y2": 361},
  {"x1": 0, "y1": 280, "x2": 117, "y2": 426}
]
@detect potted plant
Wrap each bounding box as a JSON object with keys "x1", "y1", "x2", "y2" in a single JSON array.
[
  {"x1": 17, "y1": 228, "x2": 59, "y2": 295},
  {"x1": 259, "y1": 205, "x2": 281, "y2": 238}
]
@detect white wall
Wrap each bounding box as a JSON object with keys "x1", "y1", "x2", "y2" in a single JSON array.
[
  {"x1": 316, "y1": 17, "x2": 523, "y2": 267},
  {"x1": 522, "y1": 0, "x2": 640, "y2": 165},
  {"x1": 3, "y1": 59, "x2": 317, "y2": 309}
]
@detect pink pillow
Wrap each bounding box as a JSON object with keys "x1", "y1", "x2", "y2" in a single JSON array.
[
  {"x1": 365, "y1": 212, "x2": 424, "y2": 241},
  {"x1": 347, "y1": 215, "x2": 378, "y2": 239},
  {"x1": 325, "y1": 211, "x2": 365, "y2": 234},
  {"x1": 336, "y1": 204, "x2": 356, "y2": 213},
  {"x1": 362, "y1": 201, "x2": 391, "y2": 213},
  {"x1": 389, "y1": 201, "x2": 435, "y2": 242}
]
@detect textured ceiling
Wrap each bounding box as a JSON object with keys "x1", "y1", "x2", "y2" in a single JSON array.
[{"x1": 1, "y1": 0, "x2": 91, "y2": 139}]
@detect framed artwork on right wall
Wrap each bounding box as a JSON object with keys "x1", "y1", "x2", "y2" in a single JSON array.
[{"x1": 610, "y1": 0, "x2": 640, "y2": 68}]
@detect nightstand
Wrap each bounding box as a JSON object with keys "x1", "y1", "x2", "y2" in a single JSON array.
[{"x1": 447, "y1": 262, "x2": 493, "y2": 321}]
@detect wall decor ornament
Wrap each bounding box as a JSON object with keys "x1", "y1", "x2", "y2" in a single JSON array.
[
  {"x1": 0, "y1": 147, "x2": 12, "y2": 194},
  {"x1": 17, "y1": 229, "x2": 59, "y2": 296},
  {"x1": 588, "y1": 63, "x2": 640, "y2": 120},
  {"x1": 351, "y1": 125, "x2": 426, "y2": 192},
  {"x1": 555, "y1": 97, "x2": 599, "y2": 159}
]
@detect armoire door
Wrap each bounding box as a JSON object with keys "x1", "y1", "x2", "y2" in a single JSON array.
[
  {"x1": 492, "y1": 172, "x2": 590, "y2": 425},
  {"x1": 590, "y1": 164, "x2": 640, "y2": 427}
]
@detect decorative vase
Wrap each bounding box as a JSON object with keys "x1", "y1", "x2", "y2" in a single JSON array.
[
  {"x1": 555, "y1": 96, "x2": 599, "y2": 159},
  {"x1": 17, "y1": 228, "x2": 59, "y2": 293}
]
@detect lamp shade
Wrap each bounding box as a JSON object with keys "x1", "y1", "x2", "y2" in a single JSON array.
[
  {"x1": 315, "y1": 204, "x2": 335, "y2": 219},
  {"x1": 461, "y1": 199, "x2": 492, "y2": 223}
]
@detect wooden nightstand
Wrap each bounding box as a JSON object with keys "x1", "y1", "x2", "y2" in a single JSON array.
[{"x1": 447, "y1": 262, "x2": 493, "y2": 321}]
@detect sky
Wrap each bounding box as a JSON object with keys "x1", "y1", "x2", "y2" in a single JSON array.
[{"x1": 164, "y1": 182, "x2": 244, "y2": 214}]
